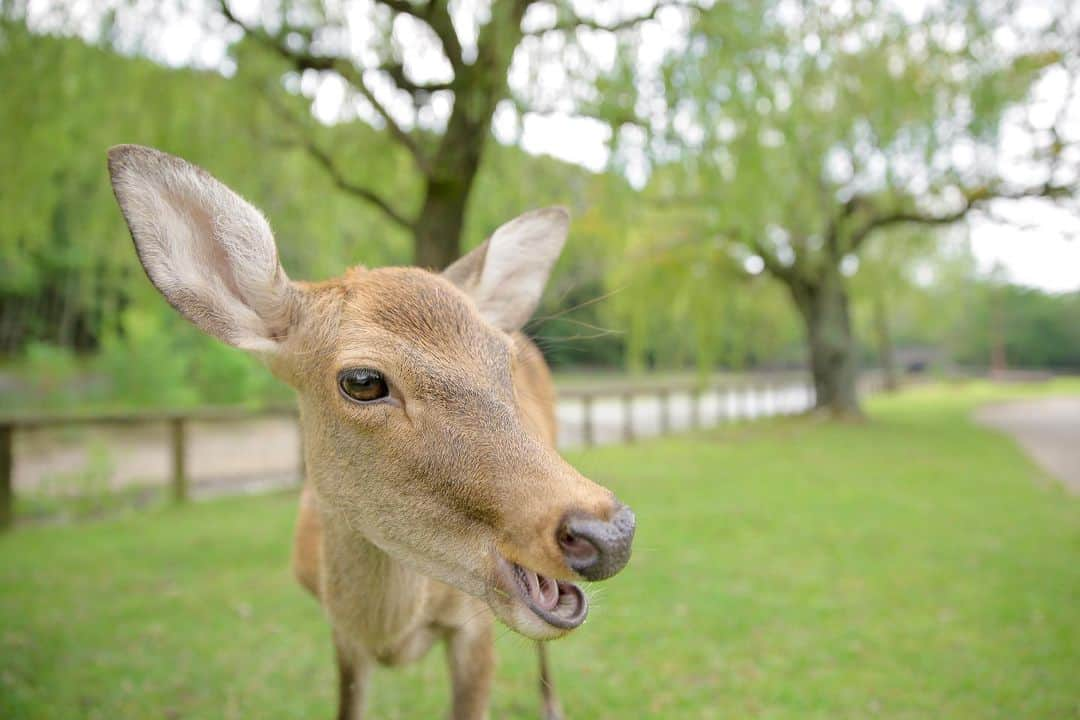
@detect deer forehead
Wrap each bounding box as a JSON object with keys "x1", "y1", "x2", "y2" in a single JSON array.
[{"x1": 317, "y1": 267, "x2": 516, "y2": 388}]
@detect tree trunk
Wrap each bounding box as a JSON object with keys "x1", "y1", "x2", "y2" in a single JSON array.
[
  {"x1": 412, "y1": 92, "x2": 489, "y2": 270},
  {"x1": 410, "y1": 108, "x2": 486, "y2": 269},
  {"x1": 413, "y1": 178, "x2": 473, "y2": 270},
  {"x1": 790, "y1": 275, "x2": 862, "y2": 418},
  {"x1": 872, "y1": 291, "x2": 899, "y2": 392},
  {"x1": 409, "y1": 1, "x2": 529, "y2": 270}
]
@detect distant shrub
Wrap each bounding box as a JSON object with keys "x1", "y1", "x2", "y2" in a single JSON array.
[
  {"x1": 18, "y1": 341, "x2": 83, "y2": 410},
  {"x1": 94, "y1": 307, "x2": 199, "y2": 408}
]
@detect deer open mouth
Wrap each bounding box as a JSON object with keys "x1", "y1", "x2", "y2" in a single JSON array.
[{"x1": 495, "y1": 555, "x2": 588, "y2": 630}]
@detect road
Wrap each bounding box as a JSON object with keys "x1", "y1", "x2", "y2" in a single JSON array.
[{"x1": 975, "y1": 396, "x2": 1080, "y2": 493}]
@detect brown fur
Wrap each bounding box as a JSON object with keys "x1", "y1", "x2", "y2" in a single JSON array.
[
  {"x1": 291, "y1": 331, "x2": 556, "y2": 601},
  {"x1": 107, "y1": 146, "x2": 621, "y2": 720},
  {"x1": 278, "y1": 269, "x2": 614, "y2": 720}
]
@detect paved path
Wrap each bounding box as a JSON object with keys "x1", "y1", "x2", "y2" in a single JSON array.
[{"x1": 975, "y1": 396, "x2": 1080, "y2": 493}]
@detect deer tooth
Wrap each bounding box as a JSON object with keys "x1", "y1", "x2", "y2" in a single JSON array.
[
  {"x1": 537, "y1": 574, "x2": 560, "y2": 611},
  {"x1": 523, "y1": 567, "x2": 541, "y2": 601}
]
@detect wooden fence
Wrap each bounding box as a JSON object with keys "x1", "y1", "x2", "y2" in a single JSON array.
[
  {"x1": 0, "y1": 373, "x2": 818, "y2": 530},
  {"x1": 555, "y1": 375, "x2": 817, "y2": 447}
]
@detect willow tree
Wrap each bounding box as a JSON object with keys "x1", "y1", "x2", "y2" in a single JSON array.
[
  {"x1": 0, "y1": 17, "x2": 406, "y2": 353},
  {"x1": 220, "y1": 0, "x2": 685, "y2": 269},
  {"x1": 617, "y1": 0, "x2": 1078, "y2": 415}
]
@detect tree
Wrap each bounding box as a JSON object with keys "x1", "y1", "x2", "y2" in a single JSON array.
[
  {"x1": 610, "y1": 0, "x2": 1079, "y2": 415},
  {"x1": 607, "y1": 219, "x2": 803, "y2": 375},
  {"x1": 219, "y1": 0, "x2": 687, "y2": 269},
  {"x1": 0, "y1": 18, "x2": 645, "y2": 414}
]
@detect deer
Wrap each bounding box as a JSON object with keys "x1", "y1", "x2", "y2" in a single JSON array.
[{"x1": 106, "y1": 145, "x2": 636, "y2": 720}]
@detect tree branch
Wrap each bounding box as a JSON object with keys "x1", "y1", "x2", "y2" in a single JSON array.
[
  {"x1": 378, "y1": 60, "x2": 453, "y2": 96},
  {"x1": 428, "y1": 2, "x2": 466, "y2": 70},
  {"x1": 508, "y1": 90, "x2": 643, "y2": 131},
  {"x1": 845, "y1": 181, "x2": 1073, "y2": 251},
  {"x1": 747, "y1": 237, "x2": 799, "y2": 284},
  {"x1": 375, "y1": 0, "x2": 465, "y2": 71},
  {"x1": 296, "y1": 138, "x2": 416, "y2": 230},
  {"x1": 346, "y1": 73, "x2": 433, "y2": 176},
  {"x1": 220, "y1": 1, "x2": 434, "y2": 177},
  {"x1": 528, "y1": 0, "x2": 690, "y2": 35},
  {"x1": 256, "y1": 87, "x2": 416, "y2": 231},
  {"x1": 371, "y1": 0, "x2": 424, "y2": 18}
]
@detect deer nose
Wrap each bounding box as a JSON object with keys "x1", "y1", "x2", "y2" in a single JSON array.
[{"x1": 557, "y1": 503, "x2": 636, "y2": 581}]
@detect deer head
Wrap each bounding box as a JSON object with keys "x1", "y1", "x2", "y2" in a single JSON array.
[{"x1": 107, "y1": 145, "x2": 634, "y2": 640}]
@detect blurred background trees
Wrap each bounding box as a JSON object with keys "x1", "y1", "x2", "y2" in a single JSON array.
[
  {"x1": 594, "y1": 0, "x2": 1079, "y2": 414},
  {"x1": 0, "y1": 0, "x2": 1077, "y2": 414},
  {"x1": 216, "y1": 0, "x2": 674, "y2": 268}
]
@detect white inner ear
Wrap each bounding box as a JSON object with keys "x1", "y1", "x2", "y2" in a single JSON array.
[
  {"x1": 451, "y1": 207, "x2": 569, "y2": 332},
  {"x1": 109, "y1": 145, "x2": 292, "y2": 353}
]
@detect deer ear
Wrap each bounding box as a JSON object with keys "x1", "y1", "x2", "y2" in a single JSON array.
[
  {"x1": 443, "y1": 207, "x2": 569, "y2": 333},
  {"x1": 107, "y1": 144, "x2": 296, "y2": 354}
]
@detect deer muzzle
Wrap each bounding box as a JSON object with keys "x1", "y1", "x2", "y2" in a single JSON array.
[{"x1": 557, "y1": 503, "x2": 636, "y2": 581}]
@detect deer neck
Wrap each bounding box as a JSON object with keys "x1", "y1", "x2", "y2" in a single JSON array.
[{"x1": 317, "y1": 500, "x2": 437, "y2": 653}]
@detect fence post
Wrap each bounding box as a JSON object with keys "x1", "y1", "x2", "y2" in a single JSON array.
[
  {"x1": 622, "y1": 392, "x2": 635, "y2": 443},
  {"x1": 169, "y1": 418, "x2": 189, "y2": 504},
  {"x1": 581, "y1": 394, "x2": 594, "y2": 447},
  {"x1": 690, "y1": 387, "x2": 702, "y2": 429},
  {"x1": 0, "y1": 424, "x2": 12, "y2": 531}
]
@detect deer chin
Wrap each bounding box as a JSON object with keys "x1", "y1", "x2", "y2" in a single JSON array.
[{"x1": 489, "y1": 553, "x2": 588, "y2": 640}]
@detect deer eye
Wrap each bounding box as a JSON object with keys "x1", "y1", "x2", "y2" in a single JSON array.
[{"x1": 339, "y1": 368, "x2": 389, "y2": 403}]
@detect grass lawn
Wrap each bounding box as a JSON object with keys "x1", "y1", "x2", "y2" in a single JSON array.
[{"x1": 1, "y1": 380, "x2": 1078, "y2": 719}]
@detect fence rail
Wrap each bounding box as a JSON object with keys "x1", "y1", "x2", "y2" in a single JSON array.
[
  {"x1": 0, "y1": 374, "x2": 822, "y2": 530},
  {"x1": 556, "y1": 375, "x2": 819, "y2": 449}
]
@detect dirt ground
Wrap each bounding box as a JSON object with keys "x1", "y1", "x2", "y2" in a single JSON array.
[
  {"x1": 13, "y1": 417, "x2": 303, "y2": 499},
  {"x1": 17, "y1": 387, "x2": 1074, "y2": 503},
  {"x1": 12, "y1": 385, "x2": 814, "y2": 498}
]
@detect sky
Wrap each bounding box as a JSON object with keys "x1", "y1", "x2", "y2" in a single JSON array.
[
  {"x1": 27, "y1": 0, "x2": 1079, "y2": 292},
  {"x1": 969, "y1": 206, "x2": 1080, "y2": 292}
]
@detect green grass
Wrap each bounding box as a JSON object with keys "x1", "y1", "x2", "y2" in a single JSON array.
[{"x1": 2, "y1": 381, "x2": 1078, "y2": 719}]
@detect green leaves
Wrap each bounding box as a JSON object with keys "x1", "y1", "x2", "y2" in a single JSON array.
[
  {"x1": 595, "y1": 0, "x2": 1077, "y2": 385},
  {"x1": 0, "y1": 23, "x2": 409, "y2": 352}
]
